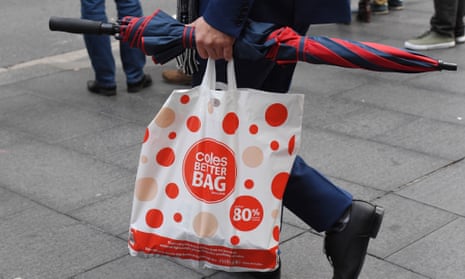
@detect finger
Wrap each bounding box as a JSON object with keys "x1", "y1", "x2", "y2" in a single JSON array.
[
  {"x1": 207, "y1": 48, "x2": 221, "y2": 60},
  {"x1": 197, "y1": 46, "x2": 209, "y2": 59},
  {"x1": 223, "y1": 45, "x2": 233, "y2": 61}
]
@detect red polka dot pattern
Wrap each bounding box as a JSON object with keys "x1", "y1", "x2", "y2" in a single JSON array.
[
  {"x1": 271, "y1": 172, "x2": 289, "y2": 200},
  {"x1": 265, "y1": 103, "x2": 288, "y2": 127},
  {"x1": 146, "y1": 209, "x2": 164, "y2": 228},
  {"x1": 156, "y1": 147, "x2": 175, "y2": 167},
  {"x1": 223, "y1": 112, "x2": 239, "y2": 135},
  {"x1": 186, "y1": 116, "x2": 201, "y2": 132}
]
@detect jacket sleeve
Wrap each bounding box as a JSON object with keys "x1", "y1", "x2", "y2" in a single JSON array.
[{"x1": 201, "y1": 0, "x2": 255, "y2": 38}]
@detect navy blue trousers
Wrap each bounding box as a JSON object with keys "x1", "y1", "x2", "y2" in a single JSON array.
[{"x1": 81, "y1": 0, "x2": 146, "y2": 87}]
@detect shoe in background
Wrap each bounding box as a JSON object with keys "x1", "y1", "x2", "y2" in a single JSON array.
[
  {"x1": 162, "y1": 69, "x2": 193, "y2": 86},
  {"x1": 388, "y1": 0, "x2": 403, "y2": 10},
  {"x1": 372, "y1": 0, "x2": 389, "y2": 15},
  {"x1": 405, "y1": 30, "x2": 455, "y2": 50}
]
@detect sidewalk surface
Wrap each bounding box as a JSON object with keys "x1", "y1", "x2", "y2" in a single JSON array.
[{"x1": 1, "y1": 1, "x2": 465, "y2": 278}]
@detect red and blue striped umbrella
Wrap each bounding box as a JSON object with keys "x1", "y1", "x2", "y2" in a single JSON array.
[
  {"x1": 259, "y1": 26, "x2": 457, "y2": 73},
  {"x1": 49, "y1": 9, "x2": 457, "y2": 72}
]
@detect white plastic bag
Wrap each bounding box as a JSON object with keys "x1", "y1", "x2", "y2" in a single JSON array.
[{"x1": 129, "y1": 59, "x2": 304, "y2": 272}]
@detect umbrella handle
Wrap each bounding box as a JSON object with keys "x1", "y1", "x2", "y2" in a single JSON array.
[
  {"x1": 438, "y1": 60, "x2": 457, "y2": 71},
  {"x1": 49, "y1": 17, "x2": 119, "y2": 35}
]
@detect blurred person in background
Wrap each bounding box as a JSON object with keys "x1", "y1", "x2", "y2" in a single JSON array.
[{"x1": 81, "y1": 0, "x2": 152, "y2": 96}]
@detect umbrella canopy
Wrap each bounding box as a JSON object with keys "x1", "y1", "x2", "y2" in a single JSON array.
[
  {"x1": 49, "y1": 9, "x2": 457, "y2": 72},
  {"x1": 260, "y1": 26, "x2": 457, "y2": 73}
]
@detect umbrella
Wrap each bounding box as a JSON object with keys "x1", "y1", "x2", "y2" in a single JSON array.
[
  {"x1": 49, "y1": 9, "x2": 457, "y2": 72},
  {"x1": 259, "y1": 26, "x2": 457, "y2": 73}
]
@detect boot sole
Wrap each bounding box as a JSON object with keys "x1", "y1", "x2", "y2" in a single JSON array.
[{"x1": 404, "y1": 41, "x2": 455, "y2": 50}]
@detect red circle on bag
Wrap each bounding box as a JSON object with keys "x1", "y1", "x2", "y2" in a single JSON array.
[
  {"x1": 229, "y1": 195, "x2": 264, "y2": 231},
  {"x1": 183, "y1": 138, "x2": 236, "y2": 203}
]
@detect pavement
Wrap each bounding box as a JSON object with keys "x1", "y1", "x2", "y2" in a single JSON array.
[{"x1": 1, "y1": 1, "x2": 465, "y2": 278}]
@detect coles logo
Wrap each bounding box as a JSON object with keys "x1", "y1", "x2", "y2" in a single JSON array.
[{"x1": 183, "y1": 138, "x2": 236, "y2": 203}]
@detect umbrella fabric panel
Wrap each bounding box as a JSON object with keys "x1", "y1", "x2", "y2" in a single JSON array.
[{"x1": 120, "y1": 9, "x2": 194, "y2": 64}]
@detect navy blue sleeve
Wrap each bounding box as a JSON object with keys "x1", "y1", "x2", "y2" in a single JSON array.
[{"x1": 201, "y1": 0, "x2": 254, "y2": 38}]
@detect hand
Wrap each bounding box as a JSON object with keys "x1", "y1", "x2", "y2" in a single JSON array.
[{"x1": 190, "y1": 17, "x2": 235, "y2": 61}]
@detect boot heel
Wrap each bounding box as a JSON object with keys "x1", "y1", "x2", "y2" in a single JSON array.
[
  {"x1": 357, "y1": 0, "x2": 371, "y2": 22},
  {"x1": 369, "y1": 206, "x2": 384, "y2": 238}
]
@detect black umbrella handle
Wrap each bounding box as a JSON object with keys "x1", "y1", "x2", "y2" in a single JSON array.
[
  {"x1": 438, "y1": 60, "x2": 458, "y2": 71},
  {"x1": 49, "y1": 16, "x2": 119, "y2": 35}
]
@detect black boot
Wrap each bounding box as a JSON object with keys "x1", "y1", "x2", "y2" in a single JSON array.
[
  {"x1": 127, "y1": 74, "x2": 153, "y2": 93},
  {"x1": 324, "y1": 200, "x2": 384, "y2": 279},
  {"x1": 87, "y1": 80, "x2": 116, "y2": 96}
]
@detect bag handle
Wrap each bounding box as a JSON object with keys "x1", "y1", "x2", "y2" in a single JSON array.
[{"x1": 201, "y1": 58, "x2": 237, "y2": 91}]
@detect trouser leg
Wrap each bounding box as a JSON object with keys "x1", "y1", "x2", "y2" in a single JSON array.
[
  {"x1": 455, "y1": 0, "x2": 465, "y2": 36},
  {"x1": 115, "y1": 0, "x2": 146, "y2": 84},
  {"x1": 81, "y1": 0, "x2": 116, "y2": 86},
  {"x1": 431, "y1": 0, "x2": 458, "y2": 37},
  {"x1": 283, "y1": 156, "x2": 353, "y2": 232}
]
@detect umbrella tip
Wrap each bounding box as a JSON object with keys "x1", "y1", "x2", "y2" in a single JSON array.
[{"x1": 438, "y1": 60, "x2": 458, "y2": 71}]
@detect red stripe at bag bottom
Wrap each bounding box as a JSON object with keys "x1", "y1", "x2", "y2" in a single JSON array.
[{"x1": 129, "y1": 229, "x2": 279, "y2": 270}]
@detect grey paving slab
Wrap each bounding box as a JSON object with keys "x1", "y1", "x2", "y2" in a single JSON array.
[
  {"x1": 298, "y1": 127, "x2": 449, "y2": 191},
  {"x1": 0, "y1": 91, "x2": 46, "y2": 122},
  {"x1": 305, "y1": 97, "x2": 419, "y2": 139},
  {"x1": 368, "y1": 194, "x2": 457, "y2": 258},
  {"x1": 279, "y1": 232, "x2": 333, "y2": 278},
  {"x1": 291, "y1": 63, "x2": 370, "y2": 96},
  {"x1": 74, "y1": 254, "x2": 206, "y2": 279},
  {"x1": 0, "y1": 64, "x2": 64, "y2": 87},
  {"x1": 0, "y1": 140, "x2": 134, "y2": 213},
  {"x1": 0, "y1": 0, "x2": 81, "y2": 68},
  {"x1": 0, "y1": 82, "x2": 32, "y2": 99},
  {"x1": 359, "y1": 256, "x2": 428, "y2": 279},
  {"x1": 101, "y1": 144, "x2": 143, "y2": 172},
  {"x1": 69, "y1": 191, "x2": 134, "y2": 236},
  {"x1": 2, "y1": 95, "x2": 129, "y2": 144},
  {"x1": 300, "y1": 94, "x2": 366, "y2": 128},
  {"x1": 14, "y1": 60, "x2": 185, "y2": 124},
  {"x1": 405, "y1": 0, "x2": 435, "y2": 13},
  {"x1": 373, "y1": 118, "x2": 465, "y2": 160},
  {"x1": 0, "y1": 205, "x2": 127, "y2": 279},
  {"x1": 57, "y1": 123, "x2": 145, "y2": 158},
  {"x1": 0, "y1": 126, "x2": 35, "y2": 148},
  {"x1": 0, "y1": 187, "x2": 36, "y2": 219},
  {"x1": 337, "y1": 82, "x2": 465, "y2": 126},
  {"x1": 329, "y1": 177, "x2": 386, "y2": 202},
  {"x1": 387, "y1": 217, "x2": 465, "y2": 279},
  {"x1": 406, "y1": 69, "x2": 465, "y2": 97},
  {"x1": 279, "y1": 222, "x2": 309, "y2": 243},
  {"x1": 398, "y1": 159, "x2": 465, "y2": 216}
]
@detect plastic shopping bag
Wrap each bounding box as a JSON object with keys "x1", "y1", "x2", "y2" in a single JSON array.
[{"x1": 128, "y1": 59, "x2": 304, "y2": 272}]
